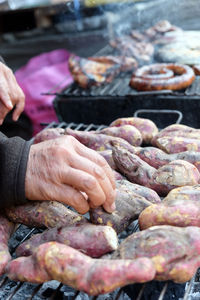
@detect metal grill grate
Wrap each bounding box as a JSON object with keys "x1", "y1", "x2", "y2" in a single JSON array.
[{"x1": 0, "y1": 118, "x2": 200, "y2": 300}]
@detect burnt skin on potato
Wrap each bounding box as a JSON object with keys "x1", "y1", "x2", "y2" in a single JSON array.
[
  {"x1": 90, "y1": 180, "x2": 158, "y2": 233},
  {"x1": 16, "y1": 223, "x2": 118, "y2": 258},
  {"x1": 112, "y1": 225, "x2": 200, "y2": 283},
  {"x1": 110, "y1": 117, "x2": 158, "y2": 144},
  {"x1": 112, "y1": 142, "x2": 200, "y2": 196},
  {"x1": 139, "y1": 198, "x2": 200, "y2": 230},
  {"x1": 6, "y1": 242, "x2": 156, "y2": 295},
  {"x1": 5, "y1": 201, "x2": 88, "y2": 228}
]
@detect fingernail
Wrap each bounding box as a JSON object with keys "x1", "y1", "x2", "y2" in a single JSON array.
[{"x1": 7, "y1": 100, "x2": 13, "y2": 109}]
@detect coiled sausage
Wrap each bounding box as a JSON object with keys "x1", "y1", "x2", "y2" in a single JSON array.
[{"x1": 130, "y1": 63, "x2": 195, "y2": 91}]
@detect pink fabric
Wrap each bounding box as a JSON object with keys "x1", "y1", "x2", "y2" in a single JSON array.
[{"x1": 15, "y1": 49, "x2": 73, "y2": 136}]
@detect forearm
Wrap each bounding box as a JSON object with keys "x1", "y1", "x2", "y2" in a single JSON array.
[{"x1": 0, "y1": 132, "x2": 32, "y2": 207}]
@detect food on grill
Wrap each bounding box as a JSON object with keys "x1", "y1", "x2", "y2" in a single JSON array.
[
  {"x1": 6, "y1": 242, "x2": 156, "y2": 295},
  {"x1": 5, "y1": 201, "x2": 87, "y2": 228},
  {"x1": 133, "y1": 146, "x2": 200, "y2": 172},
  {"x1": 110, "y1": 117, "x2": 158, "y2": 144},
  {"x1": 130, "y1": 63, "x2": 195, "y2": 91},
  {"x1": 88, "y1": 55, "x2": 138, "y2": 72},
  {"x1": 34, "y1": 128, "x2": 65, "y2": 144},
  {"x1": 152, "y1": 124, "x2": 200, "y2": 153},
  {"x1": 68, "y1": 54, "x2": 120, "y2": 88},
  {"x1": 156, "y1": 31, "x2": 200, "y2": 65},
  {"x1": 16, "y1": 223, "x2": 118, "y2": 258},
  {"x1": 112, "y1": 142, "x2": 200, "y2": 196},
  {"x1": 192, "y1": 65, "x2": 200, "y2": 75},
  {"x1": 65, "y1": 128, "x2": 131, "y2": 151},
  {"x1": 90, "y1": 180, "x2": 158, "y2": 233},
  {"x1": 152, "y1": 124, "x2": 200, "y2": 141},
  {"x1": 110, "y1": 36, "x2": 154, "y2": 62},
  {"x1": 0, "y1": 215, "x2": 14, "y2": 276},
  {"x1": 99, "y1": 150, "x2": 117, "y2": 170},
  {"x1": 139, "y1": 198, "x2": 200, "y2": 229},
  {"x1": 117, "y1": 179, "x2": 161, "y2": 204},
  {"x1": 112, "y1": 225, "x2": 200, "y2": 282},
  {"x1": 144, "y1": 20, "x2": 182, "y2": 42},
  {"x1": 163, "y1": 185, "x2": 200, "y2": 202},
  {"x1": 113, "y1": 170, "x2": 125, "y2": 180},
  {"x1": 97, "y1": 125, "x2": 142, "y2": 146}
]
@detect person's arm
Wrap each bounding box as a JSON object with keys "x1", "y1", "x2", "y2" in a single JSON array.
[{"x1": 0, "y1": 132, "x2": 32, "y2": 208}]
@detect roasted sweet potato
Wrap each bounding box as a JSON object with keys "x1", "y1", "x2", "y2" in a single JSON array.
[
  {"x1": 112, "y1": 225, "x2": 200, "y2": 283},
  {"x1": 152, "y1": 124, "x2": 200, "y2": 143},
  {"x1": 98, "y1": 125, "x2": 142, "y2": 146},
  {"x1": 6, "y1": 242, "x2": 155, "y2": 295},
  {"x1": 151, "y1": 124, "x2": 200, "y2": 153},
  {"x1": 90, "y1": 180, "x2": 155, "y2": 233},
  {"x1": 139, "y1": 198, "x2": 200, "y2": 230},
  {"x1": 34, "y1": 128, "x2": 65, "y2": 144},
  {"x1": 134, "y1": 146, "x2": 200, "y2": 172},
  {"x1": 0, "y1": 215, "x2": 14, "y2": 276},
  {"x1": 99, "y1": 150, "x2": 117, "y2": 169},
  {"x1": 117, "y1": 179, "x2": 161, "y2": 204},
  {"x1": 163, "y1": 185, "x2": 200, "y2": 202},
  {"x1": 16, "y1": 223, "x2": 118, "y2": 258},
  {"x1": 110, "y1": 117, "x2": 158, "y2": 144},
  {"x1": 65, "y1": 128, "x2": 131, "y2": 151},
  {"x1": 112, "y1": 142, "x2": 200, "y2": 196},
  {"x1": 5, "y1": 201, "x2": 87, "y2": 228},
  {"x1": 152, "y1": 136, "x2": 200, "y2": 154}
]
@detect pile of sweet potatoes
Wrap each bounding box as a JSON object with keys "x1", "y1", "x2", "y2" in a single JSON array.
[{"x1": 5, "y1": 116, "x2": 200, "y2": 295}]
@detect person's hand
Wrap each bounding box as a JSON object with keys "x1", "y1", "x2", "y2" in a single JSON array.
[
  {"x1": 25, "y1": 135, "x2": 116, "y2": 214},
  {"x1": 0, "y1": 62, "x2": 25, "y2": 124}
]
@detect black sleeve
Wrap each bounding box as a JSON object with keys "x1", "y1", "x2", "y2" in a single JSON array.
[{"x1": 0, "y1": 132, "x2": 32, "y2": 208}]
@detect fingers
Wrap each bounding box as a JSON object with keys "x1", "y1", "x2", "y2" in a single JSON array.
[
  {"x1": 61, "y1": 167, "x2": 107, "y2": 207},
  {"x1": 0, "y1": 89, "x2": 13, "y2": 110},
  {"x1": 0, "y1": 62, "x2": 25, "y2": 121},
  {"x1": 55, "y1": 184, "x2": 90, "y2": 214},
  {"x1": 12, "y1": 91, "x2": 25, "y2": 121},
  {"x1": 75, "y1": 141, "x2": 116, "y2": 190}
]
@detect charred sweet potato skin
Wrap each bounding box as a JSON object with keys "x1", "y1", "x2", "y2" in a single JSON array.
[
  {"x1": 6, "y1": 242, "x2": 156, "y2": 295},
  {"x1": 90, "y1": 180, "x2": 152, "y2": 233},
  {"x1": 163, "y1": 185, "x2": 200, "y2": 202},
  {"x1": 16, "y1": 224, "x2": 118, "y2": 258},
  {"x1": 99, "y1": 125, "x2": 142, "y2": 146},
  {"x1": 139, "y1": 199, "x2": 200, "y2": 229},
  {"x1": 112, "y1": 143, "x2": 200, "y2": 196},
  {"x1": 0, "y1": 215, "x2": 14, "y2": 276},
  {"x1": 135, "y1": 146, "x2": 200, "y2": 172},
  {"x1": 5, "y1": 201, "x2": 87, "y2": 228},
  {"x1": 99, "y1": 150, "x2": 117, "y2": 169},
  {"x1": 112, "y1": 225, "x2": 200, "y2": 282},
  {"x1": 34, "y1": 128, "x2": 65, "y2": 144},
  {"x1": 116, "y1": 179, "x2": 161, "y2": 203},
  {"x1": 151, "y1": 124, "x2": 200, "y2": 153},
  {"x1": 65, "y1": 128, "x2": 131, "y2": 151},
  {"x1": 110, "y1": 117, "x2": 158, "y2": 144}
]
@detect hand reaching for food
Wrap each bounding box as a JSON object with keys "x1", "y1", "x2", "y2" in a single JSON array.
[{"x1": 25, "y1": 135, "x2": 116, "y2": 214}]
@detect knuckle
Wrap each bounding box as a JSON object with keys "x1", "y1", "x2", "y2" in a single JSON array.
[
  {"x1": 83, "y1": 176, "x2": 97, "y2": 190},
  {"x1": 93, "y1": 166, "x2": 105, "y2": 179}
]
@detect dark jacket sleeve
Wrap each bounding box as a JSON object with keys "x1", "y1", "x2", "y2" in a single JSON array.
[{"x1": 0, "y1": 132, "x2": 32, "y2": 208}]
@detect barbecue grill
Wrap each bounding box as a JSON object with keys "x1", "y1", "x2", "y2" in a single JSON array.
[
  {"x1": 52, "y1": 44, "x2": 200, "y2": 129},
  {"x1": 1, "y1": 114, "x2": 200, "y2": 300}
]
